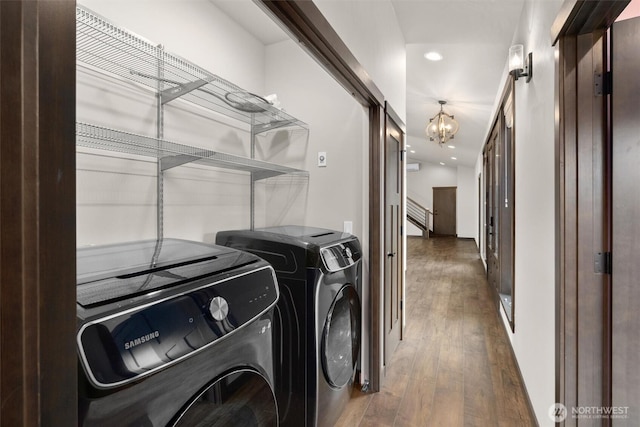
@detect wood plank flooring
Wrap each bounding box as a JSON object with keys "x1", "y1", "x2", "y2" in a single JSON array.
[{"x1": 335, "y1": 236, "x2": 536, "y2": 427}]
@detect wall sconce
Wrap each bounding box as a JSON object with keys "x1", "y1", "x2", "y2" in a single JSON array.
[{"x1": 509, "y1": 44, "x2": 532, "y2": 83}]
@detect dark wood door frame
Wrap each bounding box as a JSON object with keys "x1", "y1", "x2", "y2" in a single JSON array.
[
  {"x1": 499, "y1": 94, "x2": 515, "y2": 329},
  {"x1": 0, "y1": 1, "x2": 77, "y2": 424},
  {"x1": 484, "y1": 128, "x2": 500, "y2": 302},
  {"x1": 556, "y1": 29, "x2": 609, "y2": 418},
  {"x1": 484, "y1": 79, "x2": 516, "y2": 331},
  {"x1": 481, "y1": 77, "x2": 516, "y2": 332},
  {"x1": 553, "y1": 0, "x2": 630, "y2": 423}
]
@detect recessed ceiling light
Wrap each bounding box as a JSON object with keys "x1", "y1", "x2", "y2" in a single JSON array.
[
  {"x1": 451, "y1": 157, "x2": 457, "y2": 160},
  {"x1": 406, "y1": 144, "x2": 412, "y2": 148},
  {"x1": 439, "y1": 162, "x2": 445, "y2": 166},
  {"x1": 448, "y1": 145, "x2": 455, "y2": 149},
  {"x1": 410, "y1": 150, "x2": 416, "y2": 154},
  {"x1": 424, "y1": 51, "x2": 443, "y2": 61}
]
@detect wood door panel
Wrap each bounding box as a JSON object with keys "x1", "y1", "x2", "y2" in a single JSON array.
[
  {"x1": 557, "y1": 34, "x2": 580, "y2": 417},
  {"x1": 556, "y1": 31, "x2": 609, "y2": 422},
  {"x1": 611, "y1": 16, "x2": 640, "y2": 421},
  {"x1": 576, "y1": 31, "x2": 606, "y2": 411},
  {"x1": 433, "y1": 187, "x2": 456, "y2": 236},
  {"x1": 384, "y1": 113, "x2": 402, "y2": 368}
]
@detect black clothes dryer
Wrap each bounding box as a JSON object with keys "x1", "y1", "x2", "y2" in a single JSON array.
[
  {"x1": 76, "y1": 238, "x2": 279, "y2": 426},
  {"x1": 216, "y1": 226, "x2": 362, "y2": 427}
]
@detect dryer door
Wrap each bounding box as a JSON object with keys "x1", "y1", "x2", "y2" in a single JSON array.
[
  {"x1": 171, "y1": 369, "x2": 278, "y2": 426},
  {"x1": 321, "y1": 284, "x2": 361, "y2": 388}
]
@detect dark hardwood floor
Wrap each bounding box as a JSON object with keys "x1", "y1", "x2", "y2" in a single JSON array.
[{"x1": 336, "y1": 236, "x2": 536, "y2": 427}]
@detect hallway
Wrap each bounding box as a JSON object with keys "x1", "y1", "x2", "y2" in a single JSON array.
[{"x1": 336, "y1": 237, "x2": 536, "y2": 426}]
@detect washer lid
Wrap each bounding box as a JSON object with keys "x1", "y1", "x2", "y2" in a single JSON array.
[
  {"x1": 256, "y1": 225, "x2": 350, "y2": 241},
  {"x1": 77, "y1": 239, "x2": 233, "y2": 282},
  {"x1": 76, "y1": 239, "x2": 250, "y2": 307}
]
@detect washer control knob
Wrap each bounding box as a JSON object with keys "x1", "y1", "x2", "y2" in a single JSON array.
[
  {"x1": 209, "y1": 296, "x2": 229, "y2": 321},
  {"x1": 343, "y1": 247, "x2": 353, "y2": 259}
]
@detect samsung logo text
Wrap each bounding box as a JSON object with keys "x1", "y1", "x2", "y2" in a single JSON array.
[{"x1": 124, "y1": 331, "x2": 160, "y2": 350}]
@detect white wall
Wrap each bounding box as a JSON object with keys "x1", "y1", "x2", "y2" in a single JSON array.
[
  {"x1": 456, "y1": 165, "x2": 478, "y2": 239},
  {"x1": 315, "y1": 0, "x2": 407, "y2": 122},
  {"x1": 406, "y1": 162, "x2": 476, "y2": 238},
  {"x1": 264, "y1": 41, "x2": 367, "y2": 236},
  {"x1": 479, "y1": 1, "x2": 563, "y2": 425}
]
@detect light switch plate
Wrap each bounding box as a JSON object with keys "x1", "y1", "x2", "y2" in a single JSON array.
[
  {"x1": 343, "y1": 221, "x2": 353, "y2": 234},
  {"x1": 318, "y1": 151, "x2": 327, "y2": 167}
]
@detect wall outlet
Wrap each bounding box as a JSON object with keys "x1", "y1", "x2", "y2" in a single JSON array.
[
  {"x1": 318, "y1": 151, "x2": 327, "y2": 167},
  {"x1": 343, "y1": 221, "x2": 353, "y2": 234}
]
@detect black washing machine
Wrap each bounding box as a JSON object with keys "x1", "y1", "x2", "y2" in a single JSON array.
[
  {"x1": 216, "y1": 226, "x2": 362, "y2": 427},
  {"x1": 76, "y1": 238, "x2": 279, "y2": 426}
]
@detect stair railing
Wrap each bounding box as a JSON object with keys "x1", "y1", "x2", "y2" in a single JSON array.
[{"x1": 407, "y1": 197, "x2": 432, "y2": 235}]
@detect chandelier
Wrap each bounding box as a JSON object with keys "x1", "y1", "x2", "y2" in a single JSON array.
[{"x1": 426, "y1": 100, "x2": 459, "y2": 146}]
